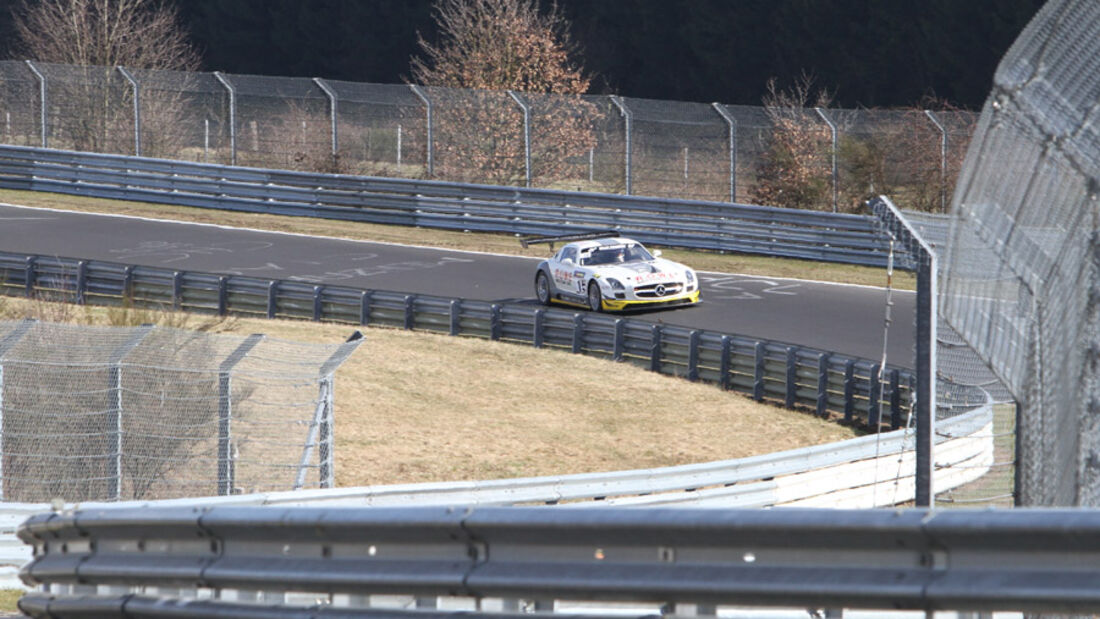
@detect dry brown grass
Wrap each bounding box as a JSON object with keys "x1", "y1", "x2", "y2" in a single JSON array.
[
  {"x1": 0, "y1": 189, "x2": 912, "y2": 290},
  {"x1": 0, "y1": 297, "x2": 858, "y2": 487}
]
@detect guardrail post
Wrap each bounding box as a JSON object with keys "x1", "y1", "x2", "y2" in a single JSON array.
[
  {"x1": 719, "y1": 335, "x2": 732, "y2": 390},
  {"x1": 890, "y1": 369, "x2": 902, "y2": 429},
  {"x1": 24, "y1": 61, "x2": 46, "y2": 148},
  {"x1": 23, "y1": 256, "x2": 35, "y2": 298},
  {"x1": 359, "y1": 290, "x2": 372, "y2": 325},
  {"x1": 508, "y1": 91, "x2": 532, "y2": 187},
  {"x1": 869, "y1": 364, "x2": 882, "y2": 429},
  {"x1": 687, "y1": 330, "x2": 700, "y2": 381},
  {"x1": 0, "y1": 318, "x2": 35, "y2": 501},
  {"x1": 785, "y1": 347, "x2": 798, "y2": 408},
  {"x1": 313, "y1": 285, "x2": 325, "y2": 321},
  {"x1": 313, "y1": 78, "x2": 339, "y2": 167},
  {"x1": 610, "y1": 95, "x2": 633, "y2": 195},
  {"x1": 172, "y1": 271, "x2": 183, "y2": 310},
  {"x1": 449, "y1": 299, "x2": 461, "y2": 335},
  {"x1": 814, "y1": 107, "x2": 838, "y2": 212},
  {"x1": 533, "y1": 309, "x2": 545, "y2": 348},
  {"x1": 213, "y1": 72, "x2": 237, "y2": 166},
  {"x1": 409, "y1": 84, "x2": 434, "y2": 176},
  {"x1": 117, "y1": 66, "x2": 141, "y2": 156},
  {"x1": 403, "y1": 295, "x2": 415, "y2": 330},
  {"x1": 613, "y1": 319, "x2": 625, "y2": 361},
  {"x1": 490, "y1": 304, "x2": 502, "y2": 340},
  {"x1": 650, "y1": 323, "x2": 662, "y2": 372},
  {"x1": 107, "y1": 324, "x2": 153, "y2": 500},
  {"x1": 266, "y1": 281, "x2": 278, "y2": 318},
  {"x1": 572, "y1": 313, "x2": 584, "y2": 353},
  {"x1": 753, "y1": 341, "x2": 766, "y2": 401},
  {"x1": 219, "y1": 333, "x2": 264, "y2": 496},
  {"x1": 75, "y1": 260, "x2": 87, "y2": 305},
  {"x1": 121, "y1": 265, "x2": 134, "y2": 302},
  {"x1": 712, "y1": 102, "x2": 737, "y2": 202},
  {"x1": 217, "y1": 276, "x2": 229, "y2": 316},
  {"x1": 817, "y1": 352, "x2": 830, "y2": 417},
  {"x1": 843, "y1": 359, "x2": 855, "y2": 422}
]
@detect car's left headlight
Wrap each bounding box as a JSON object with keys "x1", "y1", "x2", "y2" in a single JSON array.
[
  {"x1": 685, "y1": 270, "x2": 695, "y2": 283},
  {"x1": 606, "y1": 277, "x2": 625, "y2": 291}
]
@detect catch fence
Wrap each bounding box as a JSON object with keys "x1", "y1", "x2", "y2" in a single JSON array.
[
  {"x1": 0, "y1": 60, "x2": 976, "y2": 212},
  {"x1": 0, "y1": 319, "x2": 361, "y2": 503}
]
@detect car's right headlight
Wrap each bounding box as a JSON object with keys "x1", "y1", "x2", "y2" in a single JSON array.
[{"x1": 606, "y1": 277, "x2": 625, "y2": 291}]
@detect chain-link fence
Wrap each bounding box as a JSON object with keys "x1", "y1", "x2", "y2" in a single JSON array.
[
  {"x1": 0, "y1": 59, "x2": 977, "y2": 212},
  {"x1": 0, "y1": 319, "x2": 361, "y2": 503},
  {"x1": 940, "y1": 0, "x2": 1100, "y2": 507}
]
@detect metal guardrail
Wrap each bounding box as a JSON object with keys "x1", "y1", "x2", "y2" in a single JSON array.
[
  {"x1": 18, "y1": 501, "x2": 1100, "y2": 616},
  {"x1": 0, "y1": 145, "x2": 893, "y2": 267},
  {"x1": 0, "y1": 250, "x2": 913, "y2": 425}
]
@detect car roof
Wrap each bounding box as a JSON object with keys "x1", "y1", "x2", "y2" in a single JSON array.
[{"x1": 565, "y1": 237, "x2": 638, "y2": 251}]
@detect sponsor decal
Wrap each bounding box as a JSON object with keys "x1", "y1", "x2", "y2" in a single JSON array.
[{"x1": 574, "y1": 271, "x2": 585, "y2": 278}]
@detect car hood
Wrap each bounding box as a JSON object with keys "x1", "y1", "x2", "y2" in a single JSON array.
[{"x1": 597, "y1": 259, "x2": 691, "y2": 282}]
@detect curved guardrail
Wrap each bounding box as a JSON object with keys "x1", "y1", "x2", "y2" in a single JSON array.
[
  {"x1": 0, "y1": 145, "x2": 893, "y2": 267},
  {"x1": 0, "y1": 250, "x2": 914, "y2": 424}
]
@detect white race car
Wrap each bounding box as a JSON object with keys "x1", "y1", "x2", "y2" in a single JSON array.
[{"x1": 526, "y1": 233, "x2": 700, "y2": 312}]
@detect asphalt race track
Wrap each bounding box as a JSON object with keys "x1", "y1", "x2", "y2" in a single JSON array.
[{"x1": 0, "y1": 203, "x2": 916, "y2": 366}]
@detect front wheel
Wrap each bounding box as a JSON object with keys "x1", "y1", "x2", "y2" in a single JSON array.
[
  {"x1": 587, "y1": 280, "x2": 603, "y2": 312},
  {"x1": 535, "y1": 271, "x2": 552, "y2": 305}
]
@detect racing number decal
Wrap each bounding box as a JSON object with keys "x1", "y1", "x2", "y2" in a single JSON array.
[{"x1": 574, "y1": 270, "x2": 586, "y2": 294}]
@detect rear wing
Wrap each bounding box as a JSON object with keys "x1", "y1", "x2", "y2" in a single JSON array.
[{"x1": 519, "y1": 229, "x2": 621, "y2": 250}]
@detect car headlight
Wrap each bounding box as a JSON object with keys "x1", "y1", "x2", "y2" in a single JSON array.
[
  {"x1": 606, "y1": 277, "x2": 625, "y2": 291},
  {"x1": 685, "y1": 270, "x2": 695, "y2": 283}
]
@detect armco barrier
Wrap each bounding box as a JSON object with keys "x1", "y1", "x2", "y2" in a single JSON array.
[
  {"x1": 0, "y1": 250, "x2": 913, "y2": 424},
  {"x1": 0, "y1": 144, "x2": 893, "y2": 267},
  {"x1": 23, "y1": 493, "x2": 1100, "y2": 616},
  {"x1": 0, "y1": 404, "x2": 992, "y2": 591}
]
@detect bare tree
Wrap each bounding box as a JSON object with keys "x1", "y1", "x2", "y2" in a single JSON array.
[
  {"x1": 409, "y1": 0, "x2": 599, "y2": 185},
  {"x1": 9, "y1": 0, "x2": 199, "y2": 154}
]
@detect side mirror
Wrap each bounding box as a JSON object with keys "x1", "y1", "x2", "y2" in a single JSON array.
[
  {"x1": 652, "y1": 250, "x2": 663, "y2": 258},
  {"x1": 562, "y1": 258, "x2": 574, "y2": 266}
]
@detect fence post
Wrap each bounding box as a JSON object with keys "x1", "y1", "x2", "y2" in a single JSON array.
[
  {"x1": 267, "y1": 281, "x2": 278, "y2": 318},
  {"x1": 218, "y1": 334, "x2": 265, "y2": 496},
  {"x1": 843, "y1": 359, "x2": 855, "y2": 422},
  {"x1": 24, "y1": 61, "x2": 46, "y2": 148},
  {"x1": 121, "y1": 265, "x2": 134, "y2": 302},
  {"x1": 924, "y1": 110, "x2": 948, "y2": 213},
  {"x1": 172, "y1": 271, "x2": 183, "y2": 310},
  {"x1": 116, "y1": 66, "x2": 141, "y2": 157},
  {"x1": 0, "y1": 318, "x2": 36, "y2": 501},
  {"x1": 313, "y1": 285, "x2": 325, "y2": 321},
  {"x1": 753, "y1": 341, "x2": 766, "y2": 401},
  {"x1": 814, "y1": 107, "x2": 838, "y2": 212},
  {"x1": 508, "y1": 91, "x2": 532, "y2": 188},
  {"x1": 213, "y1": 72, "x2": 237, "y2": 166},
  {"x1": 890, "y1": 368, "x2": 902, "y2": 429},
  {"x1": 712, "y1": 103, "x2": 737, "y2": 202},
  {"x1": 610, "y1": 95, "x2": 632, "y2": 195},
  {"x1": 313, "y1": 78, "x2": 339, "y2": 168},
  {"x1": 217, "y1": 276, "x2": 229, "y2": 316},
  {"x1": 817, "y1": 352, "x2": 830, "y2": 417},
  {"x1": 785, "y1": 347, "x2": 798, "y2": 408},
  {"x1": 490, "y1": 304, "x2": 502, "y2": 340},
  {"x1": 409, "y1": 85, "x2": 434, "y2": 177},
  {"x1": 107, "y1": 324, "x2": 153, "y2": 501},
  {"x1": 359, "y1": 290, "x2": 372, "y2": 326}
]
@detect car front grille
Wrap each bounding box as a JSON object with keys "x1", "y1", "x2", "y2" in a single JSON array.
[{"x1": 634, "y1": 282, "x2": 684, "y2": 298}]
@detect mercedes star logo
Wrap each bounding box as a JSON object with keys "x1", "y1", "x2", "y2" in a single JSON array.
[{"x1": 655, "y1": 284, "x2": 666, "y2": 296}]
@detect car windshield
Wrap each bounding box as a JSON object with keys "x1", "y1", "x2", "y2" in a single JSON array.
[{"x1": 581, "y1": 243, "x2": 653, "y2": 265}]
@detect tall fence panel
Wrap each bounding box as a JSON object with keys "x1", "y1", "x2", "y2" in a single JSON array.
[{"x1": 0, "y1": 60, "x2": 978, "y2": 213}]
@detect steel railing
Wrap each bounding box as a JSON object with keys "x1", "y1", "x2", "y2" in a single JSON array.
[
  {"x1": 0, "y1": 250, "x2": 913, "y2": 425},
  {"x1": 18, "y1": 502, "x2": 1100, "y2": 616},
  {"x1": 0, "y1": 145, "x2": 893, "y2": 267}
]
